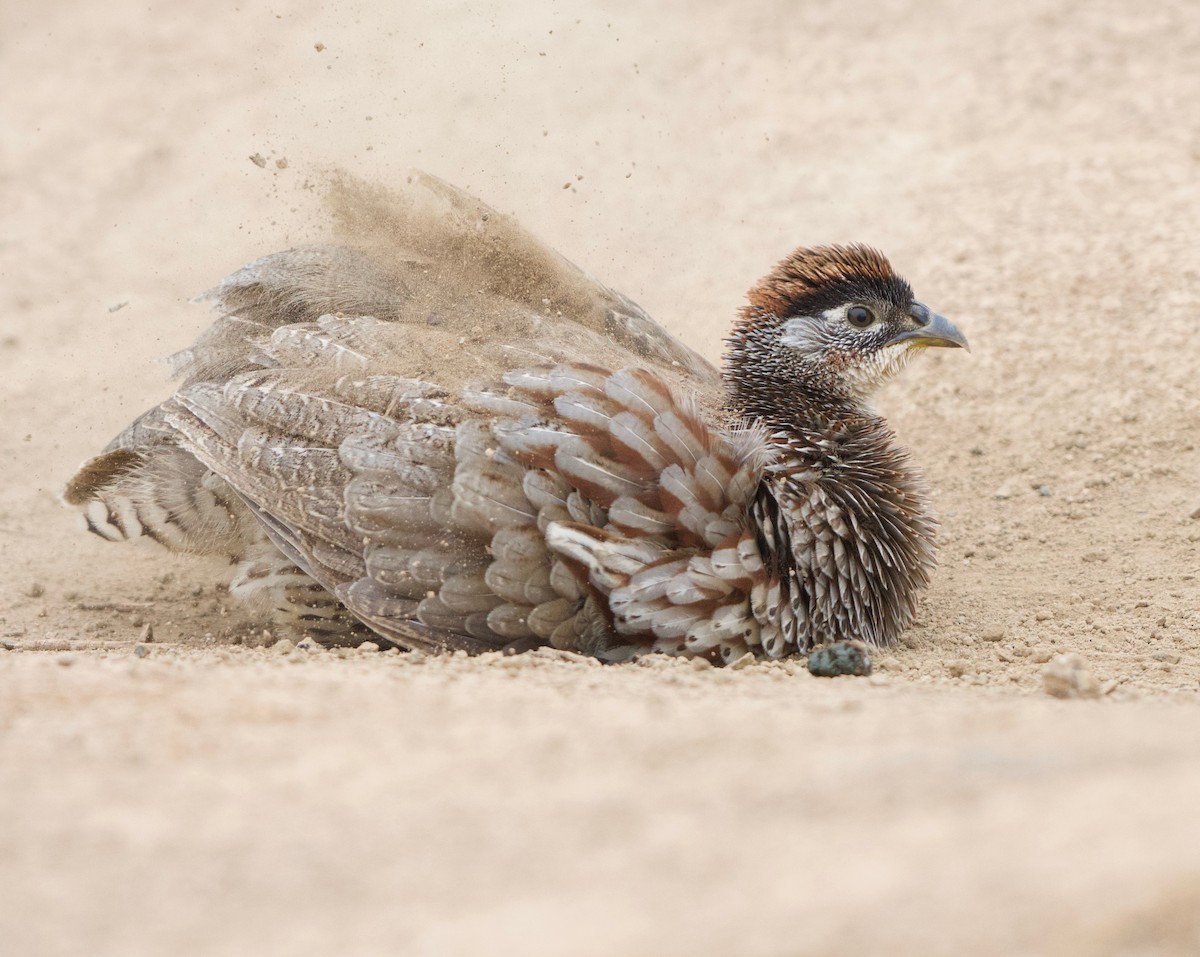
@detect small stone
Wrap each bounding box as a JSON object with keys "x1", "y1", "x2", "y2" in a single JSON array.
[
  {"x1": 1031, "y1": 648, "x2": 1054, "y2": 664},
  {"x1": 1037, "y1": 485, "x2": 1052, "y2": 497},
  {"x1": 138, "y1": 623, "x2": 155, "y2": 643},
  {"x1": 314, "y1": 41, "x2": 326, "y2": 52},
  {"x1": 275, "y1": 157, "x2": 288, "y2": 170},
  {"x1": 133, "y1": 644, "x2": 149, "y2": 658},
  {"x1": 1151, "y1": 651, "x2": 1182, "y2": 664},
  {"x1": 356, "y1": 641, "x2": 381, "y2": 653},
  {"x1": 690, "y1": 656, "x2": 713, "y2": 671},
  {"x1": 993, "y1": 485, "x2": 1012, "y2": 500},
  {"x1": 727, "y1": 652, "x2": 756, "y2": 671},
  {"x1": 947, "y1": 660, "x2": 969, "y2": 678},
  {"x1": 1189, "y1": 506, "x2": 1200, "y2": 520},
  {"x1": 527, "y1": 647, "x2": 597, "y2": 665},
  {"x1": 270, "y1": 638, "x2": 296, "y2": 654},
  {"x1": 807, "y1": 641, "x2": 872, "y2": 678},
  {"x1": 981, "y1": 626, "x2": 1006, "y2": 642},
  {"x1": 295, "y1": 638, "x2": 325, "y2": 653},
  {"x1": 1035, "y1": 611, "x2": 1054, "y2": 621},
  {"x1": 1041, "y1": 653, "x2": 1101, "y2": 699},
  {"x1": 249, "y1": 153, "x2": 267, "y2": 168}
]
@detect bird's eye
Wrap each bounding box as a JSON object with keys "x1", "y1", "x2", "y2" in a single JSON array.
[{"x1": 846, "y1": 306, "x2": 875, "y2": 328}]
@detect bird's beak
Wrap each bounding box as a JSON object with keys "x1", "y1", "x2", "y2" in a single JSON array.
[{"x1": 888, "y1": 306, "x2": 969, "y2": 352}]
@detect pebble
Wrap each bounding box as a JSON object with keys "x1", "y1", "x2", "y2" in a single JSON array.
[
  {"x1": 295, "y1": 638, "x2": 325, "y2": 653},
  {"x1": 690, "y1": 656, "x2": 713, "y2": 671},
  {"x1": 139, "y1": 623, "x2": 155, "y2": 643},
  {"x1": 993, "y1": 485, "x2": 1012, "y2": 500},
  {"x1": 270, "y1": 638, "x2": 296, "y2": 654},
  {"x1": 727, "y1": 652, "x2": 757, "y2": 671},
  {"x1": 807, "y1": 641, "x2": 872, "y2": 678},
  {"x1": 946, "y1": 660, "x2": 969, "y2": 678},
  {"x1": 527, "y1": 647, "x2": 598, "y2": 666},
  {"x1": 981, "y1": 626, "x2": 1006, "y2": 642},
  {"x1": 133, "y1": 644, "x2": 149, "y2": 658},
  {"x1": 1041, "y1": 653, "x2": 1101, "y2": 699},
  {"x1": 356, "y1": 641, "x2": 381, "y2": 653}
]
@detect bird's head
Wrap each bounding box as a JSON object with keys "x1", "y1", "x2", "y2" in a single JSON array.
[{"x1": 723, "y1": 243, "x2": 967, "y2": 419}]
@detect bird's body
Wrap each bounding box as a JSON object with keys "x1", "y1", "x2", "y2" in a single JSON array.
[{"x1": 66, "y1": 173, "x2": 966, "y2": 662}]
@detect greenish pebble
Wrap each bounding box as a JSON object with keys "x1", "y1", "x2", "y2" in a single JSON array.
[{"x1": 806, "y1": 641, "x2": 873, "y2": 678}]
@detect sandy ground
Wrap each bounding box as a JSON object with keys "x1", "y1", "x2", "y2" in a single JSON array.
[{"x1": 3, "y1": 0, "x2": 1200, "y2": 954}]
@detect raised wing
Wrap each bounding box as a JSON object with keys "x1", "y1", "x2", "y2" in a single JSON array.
[{"x1": 65, "y1": 171, "x2": 719, "y2": 575}]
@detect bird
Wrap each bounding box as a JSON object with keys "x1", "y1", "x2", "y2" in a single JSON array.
[{"x1": 64, "y1": 172, "x2": 967, "y2": 663}]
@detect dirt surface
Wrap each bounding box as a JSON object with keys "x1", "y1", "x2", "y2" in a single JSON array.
[{"x1": 3, "y1": 0, "x2": 1199, "y2": 954}]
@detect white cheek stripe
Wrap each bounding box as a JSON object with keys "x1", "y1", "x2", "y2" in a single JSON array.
[
  {"x1": 779, "y1": 306, "x2": 851, "y2": 351},
  {"x1": 779, "y1": 318, "x2": 821, "y2": 351}
]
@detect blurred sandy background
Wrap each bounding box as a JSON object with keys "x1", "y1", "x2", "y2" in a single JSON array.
[{"x1": 2, "y1": 0, "x2": 1200, "y2": 954}]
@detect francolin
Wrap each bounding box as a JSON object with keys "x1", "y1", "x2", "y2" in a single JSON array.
[{"x1": 66, "y1": 174, "x2": 967, "y2": 662}]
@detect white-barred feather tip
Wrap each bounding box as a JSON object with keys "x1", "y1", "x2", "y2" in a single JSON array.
[
  {"x1": 607, "y1": 411, "x2": 670, "y2": 471},
  {"x1": 604, "y1": 368, "x2": 676, "y2": 418}
]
